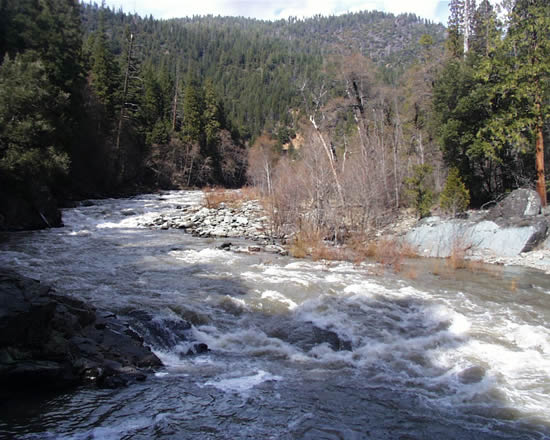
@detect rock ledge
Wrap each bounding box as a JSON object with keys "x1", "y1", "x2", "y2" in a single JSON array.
[{"x1": 0, "y1": 270, "x2": 161, "y2": 392}]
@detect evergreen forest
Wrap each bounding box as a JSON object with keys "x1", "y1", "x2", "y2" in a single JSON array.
[{"x1": 0, "y1": 0, "x2": 548, "y2": 233}]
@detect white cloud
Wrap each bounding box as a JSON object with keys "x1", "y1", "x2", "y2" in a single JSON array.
[{"x1": 100, "y1": 0, "x2": 450, "y2": 23}]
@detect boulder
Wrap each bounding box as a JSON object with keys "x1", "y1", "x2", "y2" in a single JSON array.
[
  {"x1": 0, "y1": 270, "x2": 161, "y2": 392},
  {"x1": 486, "y1": 188, "x2": 541, "y2": 220}
]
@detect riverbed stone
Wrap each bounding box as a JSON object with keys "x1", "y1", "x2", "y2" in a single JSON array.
[{"x1": 139, "y1": 195, "x2": 270, "y2": 241}]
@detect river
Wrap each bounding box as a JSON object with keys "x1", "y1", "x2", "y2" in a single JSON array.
[{"x1": 1, "y1": 191, "x2": 549, "y2": 439}]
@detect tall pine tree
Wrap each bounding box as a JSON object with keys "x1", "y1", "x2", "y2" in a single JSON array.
[{"x1": 479, "y1": 0, "x2": 550, "y2": 205}]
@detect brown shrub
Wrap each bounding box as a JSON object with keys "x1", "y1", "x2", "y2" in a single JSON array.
[
  {"x1": 203, "y1": 187, "x2": 258, "y2": 209},
  {"x1": 447, "y1": 241, "x2": 468, "y2": 270},
  {"x1": 311, "y1": 244, "x2": 345, "y2": 261},
  {"x1": 288, "y1": 222, "x2": 329, "y2": 259}
]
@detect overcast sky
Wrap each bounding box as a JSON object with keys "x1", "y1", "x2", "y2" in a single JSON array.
[{"x1": 98, "y1": 0, "x2": 452, "y2": 24}]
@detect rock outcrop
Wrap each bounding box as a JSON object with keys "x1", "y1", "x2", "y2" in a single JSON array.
[
  {"x1": 405, "y1": 189, "x2": 549, "y2": 258},
  {"x1": 0, "y1": 270, "x2": 161, "y2": 391}
]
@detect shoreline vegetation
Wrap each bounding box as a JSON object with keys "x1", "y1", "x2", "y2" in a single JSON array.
[{"x1": 140, "y1": 187, "x2": 550, "y2": 275}]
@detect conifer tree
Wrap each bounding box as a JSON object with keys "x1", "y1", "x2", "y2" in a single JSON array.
[
  {"x1": 471, "y1": 0, "x2": 500, "y2": 56},
  {"x1": 0, "y1": 54, "x2": 70, "y2": 183},
  {"x1": 440, "y1": 167, "x2": 470, "y2": 216},
  {"x1": 182, "y1": 79, "x2": 204, "y2": 144},
  {"x1": 405, "y1": 164, "x2": 434, "y2": 218},
  {"x1": 479, "y1": 0, "x2": 550, "y2": 205},
  {"x1": 448, "y1": 0, "x2": 464, "y2": 58},
  {"x1": 203, "y1": 79, "x2": 222, "y2": 151},
  {"x1": 90, "y1": 5, "x2": 119, "y2": 117}
]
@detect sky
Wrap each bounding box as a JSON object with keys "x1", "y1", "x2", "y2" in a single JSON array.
[{"x1": 99, "y1": 0, "x2": 452, "y2": 25}]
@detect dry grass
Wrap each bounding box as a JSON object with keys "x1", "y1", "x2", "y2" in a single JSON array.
[
  {"x1": 404, "y1": 268, "x2": 418, "y2": 280},
  {"x1": 311, "y1": 244, "x2": 345, "y2": 261},
  {"x1": 447, "y1": 243, "x2": 468, "y2": 270},
  {"x1": 202, "y1": 187, "x2": 259, "y2": 209},
  {"x1": 347, "y1": 233, "x2": 376, "y2": 263},
  {"x1": 239, "y1": 186, "x2": 262, "y2": 201},
  {"x1": 288, "y1": 222, "x2": 330, "y2": 259}
]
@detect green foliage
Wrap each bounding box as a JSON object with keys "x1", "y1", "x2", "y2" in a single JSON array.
[
  {"x1": 440, "y1": 168, "x2": 470, "y2": 216},
  {"x1": 447, "y1": 0, "x2": 464, "y2": 57},
  {"x1": 203, "y1": 79, "x2": 222, "y2": 150},
  {"x1": 182, "y1": 79, "x2": 204, "y2": 144},
  {"x1": 146, "y1": 120, "x2": 170, "y2": 145},
  {"x1": 405, "y1": 164, "x2": 434, "y2": 218},
  {"x1": 432, "y1": 59, "x2": 489, "y2": 199},
  {"x1": 432, "y1": 0, "x2": 550, "y2": 207},
  {"x1": 0, "y1": 54, "x2": 70, "y2": 182},
  {"x1": 476, "y1": 0, "x2": 550, "y2": 150},
  {"x1": 90, "y1": 9, "x2": 119, "y2": 116},
  {"x1": 79, "y1": 5, "x2": 445, "y2": 141}
]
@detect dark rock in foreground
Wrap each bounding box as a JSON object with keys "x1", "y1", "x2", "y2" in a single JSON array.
[{"x1": 0, "y1": 270, "x2": 161, "y2": 392}]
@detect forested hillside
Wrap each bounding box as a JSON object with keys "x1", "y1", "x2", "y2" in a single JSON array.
[{"x1": 0, "y1": 0, "x2": 548, "y2": 235}]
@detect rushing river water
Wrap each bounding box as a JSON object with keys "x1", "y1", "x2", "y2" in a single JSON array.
[{"x1": 1, "y1": 191, "x2": 550, "y2": 439}]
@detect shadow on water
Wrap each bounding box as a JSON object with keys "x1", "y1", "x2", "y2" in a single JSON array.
[{"x1": 1, "y1": 232, "x2": 550, "y2": 438}]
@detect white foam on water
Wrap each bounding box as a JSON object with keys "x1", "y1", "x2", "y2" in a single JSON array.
[
  {"x1": 260, "y1": 289, "x2": 298, "y2": 310},
  {"x1": 324, "y1": 273, "x2": 344, "y2": 283},
  {"x1": 203, "y1": 370, "x2": 282, "y2": 394},
  {"x1": 242, "y1": 267, "x2": 312, "y2": 287},
  {"x1": 506, "y1": 323, "x2": 550, "y2": 354},
  {"x1": 171, "y1": 248, "x2": 241, "y2": 266},
  {"x1": 96, "y1": 217, "x2": 144, "y2": 229},
  {"x1": 193, "y1": 326, "x2": 297, "y2": 360},
  {"x1": 67, "y1": 229, "x2": 92, "y2": 237},
  {"x1": 343, "y1": 280, "x2": 388, "y2": 297}
]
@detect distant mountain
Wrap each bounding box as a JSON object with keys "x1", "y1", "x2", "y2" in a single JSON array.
[{"x1": 81, "y1": 5, "x2": 446, "y2": 138}]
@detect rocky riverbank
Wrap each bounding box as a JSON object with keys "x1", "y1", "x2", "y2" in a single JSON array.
[
  {"x1": 0, "y1": 270, "x2": 162, "y2": 392},
  {"x1": 137, "y1": 198, "x2": 273, "y2": 241}
]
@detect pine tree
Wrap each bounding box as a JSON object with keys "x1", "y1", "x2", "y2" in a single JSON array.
[
  {"x1": 203, "y1": 79, "x2": 222, "y2": 151},
  {"x1": 182, "y1": 78, "x2": 204, "y2": 144},
  {"x1": 0, "y1": 53, "x2": 70, "y2": 183},
  {"x1": 440, "y1": 168, "x2": 470, "y2": 216},
  {"x1": 448, "y1": 0, "x2": 464, "y2": 58},
  {"x1": 90, "y1": 5, "x2": 119, "y2": 117},
  {"x1": 478, "y1": 0, "x2": 550, "y2": 206},
  {"x1": 471, "y1": 0, "x2": 500, "y2": 56},
  {"x1": 462, "y1": 0, "x2": 476, "y2": 55},
  {"x1": 405, "y1": 164, "x2": 434, "y2": 218}
]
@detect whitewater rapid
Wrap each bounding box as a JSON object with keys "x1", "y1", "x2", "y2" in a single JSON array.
[{"x1": 1, "y1": 190, "x2": 549, "y2": 439}]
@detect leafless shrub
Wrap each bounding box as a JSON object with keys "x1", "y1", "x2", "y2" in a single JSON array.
[{"x1": 203, "y1": 187, "x2": 247, "y2": 209}]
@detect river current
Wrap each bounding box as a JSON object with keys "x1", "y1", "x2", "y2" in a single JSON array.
[{"x1": 1, "y1": 191, "x2": 550, "y2": 439}]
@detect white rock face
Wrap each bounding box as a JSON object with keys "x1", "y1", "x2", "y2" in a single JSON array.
[{"x1": 405, "y1": 217, "x2": 548, "y2": 258}]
